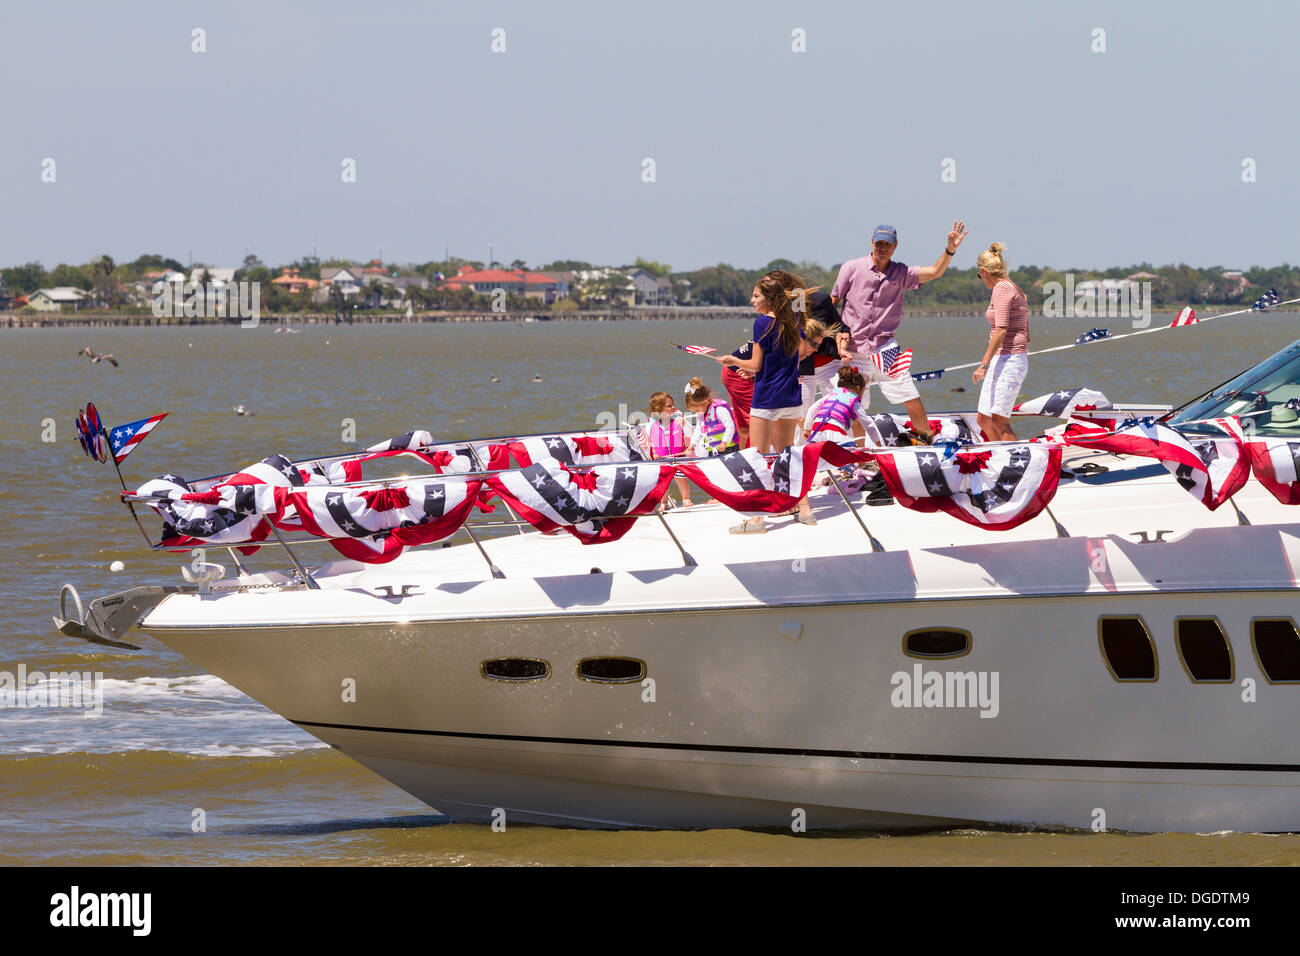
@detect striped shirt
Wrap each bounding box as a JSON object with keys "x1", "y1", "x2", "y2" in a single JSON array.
[{"x1": 987, "y1": 280, "x2": 1029, "y2": 354}]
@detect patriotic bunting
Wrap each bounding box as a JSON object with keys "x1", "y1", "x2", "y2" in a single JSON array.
[
  {"x1": 505, "y1": 432, "x2": 647, "y2": 469},
  {"x1": 279, "y1": 477, "x2": 483, "y2": 563},
  {"x1": 1246, "y1": 437, "x2": 1300, "y2": 505},
  {"x1": 677, "y1": 442, "x2": 868, "y2": 513},
  {"x1": 486, "y1": 459, "x2": 677, "y2": 544},
  {"x1": 1013, "y1": 388, "x2": 1113, "y2": 418},
  {"x1": 872, "y1": 442, "x2": 1063, "y2": 530},
  {"x1": 861, "y1": 412, "x2": 986, "y2": 447},
  {"x1": 1066, "y1": 417, "x2": 1249, "y2": 510},
  {"x1": 137, "y1": 473, "x2": 275, "y2": 553}
]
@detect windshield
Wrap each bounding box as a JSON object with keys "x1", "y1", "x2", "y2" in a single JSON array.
[{"x1": 1167, "y1": 339, "x2": 1300, "y2": 436}]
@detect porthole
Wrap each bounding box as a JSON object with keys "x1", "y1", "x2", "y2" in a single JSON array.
[
  {"x1": 1175, "y1": 617, "x2": 1234, "y2": 682},
  {"x1": 577, "y1": 657, "x2": 646, "y2": 684},
  {"x1": 1252, "y1": 618, "x2": 1300, "y2": 683},
  {"x1": 902, "y1": 628, "x2": 971, "y2": 660},
  {"x1": 481, "y1": 658, "x2": 549, "y2": 683},
  {"x1": 1098, "y1": 616, "x2": 1158, "y2": 682}
]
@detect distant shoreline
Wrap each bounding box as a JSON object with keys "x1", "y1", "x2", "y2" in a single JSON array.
[{"x1": 4, "y1": 304, "x2": 1292, "y2": 329}]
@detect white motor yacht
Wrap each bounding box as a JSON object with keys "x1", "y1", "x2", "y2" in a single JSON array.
[{"x1": 58, "y1": 338, "x2": 1300, "y2": 832}]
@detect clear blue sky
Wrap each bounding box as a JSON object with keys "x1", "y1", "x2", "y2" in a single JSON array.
[{"x1": 3, "y1": 0, "x2": 1296, "y2": 272}]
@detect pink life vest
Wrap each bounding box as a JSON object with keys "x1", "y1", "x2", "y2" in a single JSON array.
[
  {"x1": 809, "y1": 387, "x2": 862, "y2": 437},
  {"x1": 696, "y1": 399, "x2": 738, "y2": 455},
  {"x1": 647, "y1": 415, "x2": 686, "y2": 456}
]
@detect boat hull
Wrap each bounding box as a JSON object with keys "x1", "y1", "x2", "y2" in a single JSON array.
[{"x1": 143, "y1": 588, "x2": 1300, "y2": 831}]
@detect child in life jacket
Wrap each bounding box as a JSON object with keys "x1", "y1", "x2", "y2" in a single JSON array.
[
  {"x1": 802, "y1": 366, "x2": 879, "y2": 444},
  {"x1": 648, "y1": 391, "x2": 694, "y2": 507},
  {"x1": 682, "y1": 377, "x2": 739, "y2": 457}
]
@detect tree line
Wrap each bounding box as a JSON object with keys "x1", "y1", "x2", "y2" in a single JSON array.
[{"x1": 3, "y1": 252, "x2": 1294, "y2": 312}]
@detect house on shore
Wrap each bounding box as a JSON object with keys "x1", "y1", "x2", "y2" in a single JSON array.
[
  {"x1": 442, "y1": 266, "x2": 568, "y2": 303},
  {"x1": 28, "y1": 287, "x2": 88, "y2": 312}
]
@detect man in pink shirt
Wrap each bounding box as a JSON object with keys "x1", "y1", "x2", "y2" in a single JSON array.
[{"x1": 831, "y1": 221, "x2": 969, "y2": 442}]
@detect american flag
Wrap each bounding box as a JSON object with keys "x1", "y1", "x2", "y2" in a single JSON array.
[
  {"x1": 1067, "y1": 417, "x2": 1249, "y2": 510},
  {"x1": 1252, "y1": 289, "x2": 1280, "y2": 311},
  {"x1": 677, "y1": 443, "x2": 866, "y2": 512},
  {"x1": 869, "y1": 346, "x2": 912, "y2": 378},
  {"x1": 872, "y1": 442, "x2": 1063, "y2": 530},
  {"x1": 1170, "y1": 307, "x2": 1197, "y2": 327},
  {"x1": 486, "y1": 459, "x2": 677, "y2": 543},
  {"x1": 1013, "y1": 388, "x2": 1113, "y2": 418},
  {"x1": 1247, "y1": 436, "x2": 1300, "y2": 504},
  {"x1": 912, "y1": 368, "x2": 944, "y2": 382},
  {"x1": 1075, "y1": 328, "x2": 1111, "y2": 344},
  {"x1": 108, "y1": 413, "x2": 168, "y2": 465},
  {"x1": 671, "y1": 342, "x2": 716, "y2": 355}
]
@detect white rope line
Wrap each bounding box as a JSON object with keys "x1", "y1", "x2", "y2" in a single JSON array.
[{"x1": 919, "y1": 297, "x2": 1300, "y2": 376}]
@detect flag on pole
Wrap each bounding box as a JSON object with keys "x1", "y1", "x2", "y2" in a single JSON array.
[
  {"x1": 1075, "y1": 328, "x2": 1112, "y2": 344},
  {"x1": 912, "y1": 368, "x2": 944, "y2": 382},
  {"x1": 107, "y1": 413, "x2": 168, "y2": 464},
  {"x1": 1170, "y1": 307, "x2": 1197, "y2": 327},
  {"x1": 671, "y1": 342, "x2": 716, "y2": 355},
  {"x1": 1251, "y1": 289, "x2": 1280, "y2": 311}
]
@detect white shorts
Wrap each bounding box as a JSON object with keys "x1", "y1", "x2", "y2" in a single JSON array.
[
  {"x1": 849, "y1": 343, "x2": 920, "y2": 407},
  {"x1": 750, "y1": 405, "x2": 803, "y2": 421},
  {"x1": 978, "y1": 353, "x2": 1028, "y2": 417}
]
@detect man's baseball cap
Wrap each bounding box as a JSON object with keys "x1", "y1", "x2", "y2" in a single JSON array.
[{"x1": 872, "y1": 225, "x2": 898, "y2": 244}]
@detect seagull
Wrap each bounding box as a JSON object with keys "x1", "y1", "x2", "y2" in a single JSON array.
[
  {"x1": 78, "y1": 347, "x2": 119, "y2": 367},
  {"x1": 233, "y1": 405, "x2": 254, "y2": 417},
  {"x1": 489, "y1": 375, "x2": 500, "y2": 383},
  {"x1": 951, "y1": 386, "x2": 966, "y2": 392},
  {"x1": 532, "y1": 374, "x2": 543, "y2": 383}
]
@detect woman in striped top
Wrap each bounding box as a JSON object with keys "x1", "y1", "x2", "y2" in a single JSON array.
[{"x1": 973, "y1": 242, "x2": 1029, "y2": 441}]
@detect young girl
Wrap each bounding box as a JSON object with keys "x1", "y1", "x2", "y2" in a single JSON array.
[
  {"x1": 802, "y1": 366, "x2": 878, "y2": 444},
  {"x1": 682, "y1": 377, "x2": 738, "y2": 457},
  {"x1": 647, "y1": 391, "x2": 694, "y2": 507}
]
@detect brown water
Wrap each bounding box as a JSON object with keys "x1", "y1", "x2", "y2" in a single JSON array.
[{"x1": 4, "y1": 313, "x2": 1300, "y2": 865}]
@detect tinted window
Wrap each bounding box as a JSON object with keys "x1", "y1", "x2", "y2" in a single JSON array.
[
  {"x1": 1100, "y1": 618, "x2": 1157, "y2": 681},
  {"x1": 1176, "y1": 619, "x2": 1233, "y2": 682}
]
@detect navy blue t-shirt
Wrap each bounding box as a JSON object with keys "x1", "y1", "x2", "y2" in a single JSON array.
[{"x1": 751, "y1": 314, "x2": 803, "y2": 409}]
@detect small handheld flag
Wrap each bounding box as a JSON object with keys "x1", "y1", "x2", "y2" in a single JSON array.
[
  {"x1": 912, "y1": 368, "x2": 944, "y2": 382},
  {"x1": 1075, "y1": 328, "x2": 1112, "y2": 345},
  {"x1": 670, "y1": 342, "x2": 716, "y2": 356},
  {"x1": 107, "y1": 413, "x2": 168, "y2": 465},
  {"x1": 1170, "y1": 307, "x2": 1197, "y2": 327},
  {"x1": 869, "y1": 346, "x2": 912, "y2": 378}
]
